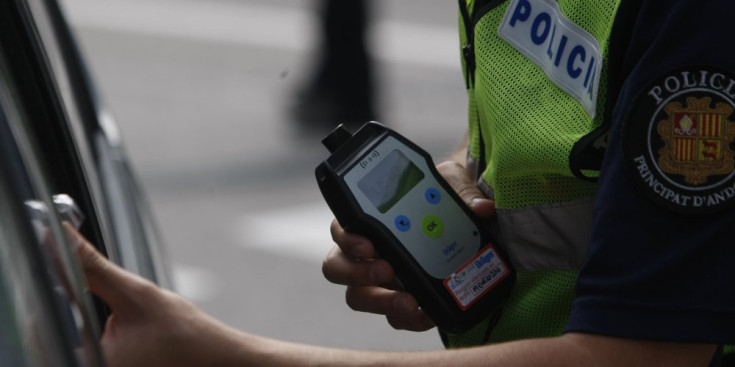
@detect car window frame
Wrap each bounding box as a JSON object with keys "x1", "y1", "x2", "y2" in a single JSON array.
[
  {"x1": 0, "y1": 46, "x2": 104, "y2": 366},
  {"x1": 27, "y1": 0, "x2": 174, "y2": 288}
]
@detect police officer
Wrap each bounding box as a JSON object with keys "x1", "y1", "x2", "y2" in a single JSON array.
[
  {"x1": 325, "y1": 0, "x2": 735, "y2": 363},
  {"x1": 74, "y1": 0, "x2": 735, "y2": 366}
]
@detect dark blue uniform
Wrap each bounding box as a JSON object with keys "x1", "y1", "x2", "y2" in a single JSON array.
[{"x1": 568, "y1": 0, "x2": 735, "y2": 356}]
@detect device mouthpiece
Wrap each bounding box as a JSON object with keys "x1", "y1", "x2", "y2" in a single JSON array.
[{"x1": 322, "y1": 124, "x2": 353, "y2": 153}]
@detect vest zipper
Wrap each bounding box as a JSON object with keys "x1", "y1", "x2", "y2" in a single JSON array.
[
  {"x1": 459, "y1": 0, "x2": 507, "y2": 182},
  {"x1": 459, "y1": 0, "x2": 508, "y2": 89},
  {"x1": 458, "y1": 0, "x2": 475, "y2": 89}
]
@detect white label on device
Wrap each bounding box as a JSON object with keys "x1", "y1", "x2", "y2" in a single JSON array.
[{"x1": 444, "y1": 245, "x2": 510, "y2": 310}]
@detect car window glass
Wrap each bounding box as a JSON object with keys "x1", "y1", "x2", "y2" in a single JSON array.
[
  {"x1": 22, "y1": 0, "x2": 120, "y2": 261},
  {"x1": 25, "y1": 0, "x2": 173, "y2": 287},
  {"x1": 0, "y1": 20, "x2": 104, "y2": 366},
  {"x1": 0, "y1": 246, "x2": 32, "y2": 367},
  {"x1": 25, "y1": 0, "x2": 90, "y2": 155},
  {"x1": 0, "y1": 77, "x2": 74, "y2": 367}
]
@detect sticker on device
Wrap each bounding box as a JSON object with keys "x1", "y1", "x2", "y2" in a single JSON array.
[{"x1": 444, "y1": 245, "x2": 510, "y2": 310}]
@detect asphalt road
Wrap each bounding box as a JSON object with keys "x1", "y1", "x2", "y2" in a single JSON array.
[{"x1": 60, "y1": 0, "x2": 468, "y2": 351}]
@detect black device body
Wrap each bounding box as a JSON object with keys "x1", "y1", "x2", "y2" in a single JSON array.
[{"x1": 315, "y1": 122, "x2": 515, "y2": 334}]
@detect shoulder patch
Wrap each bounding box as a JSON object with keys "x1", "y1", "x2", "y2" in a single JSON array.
[{"x1": 624, "y1": 66, "x2": 735, "y2": 215}]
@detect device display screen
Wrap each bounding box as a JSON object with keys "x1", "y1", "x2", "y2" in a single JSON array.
[{"x1": 358, "y1": 149, "x2": 425, "y2": 213}]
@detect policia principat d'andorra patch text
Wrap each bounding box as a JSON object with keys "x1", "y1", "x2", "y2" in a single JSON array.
[{"x1": 624, "y1": 66, "x2": 735, "y2": 215}]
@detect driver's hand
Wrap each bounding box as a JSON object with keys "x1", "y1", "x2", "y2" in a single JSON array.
[{"x1": 68, "y1": 223, "x2": 247, "y2": 367}]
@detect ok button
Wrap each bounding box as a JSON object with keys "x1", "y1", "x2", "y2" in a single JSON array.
[{"x1": 421, "y1": 214, "x2": 444, "y2": 238}]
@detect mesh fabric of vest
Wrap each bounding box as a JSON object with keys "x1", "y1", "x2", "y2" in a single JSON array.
[
  {"x1": 469, "y1": 0, "x2": 618, "y2": 210},
  {"x1": 446, "y1": 270, "x2": 578, "y2": 347},
  {"x1": 447, "y1": 0, "x2": 620, "y2": 347}
]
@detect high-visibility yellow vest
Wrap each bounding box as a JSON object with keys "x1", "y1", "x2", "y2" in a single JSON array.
[{"x1": 447, "y1": 0, "x2": 621, "y2": 346}]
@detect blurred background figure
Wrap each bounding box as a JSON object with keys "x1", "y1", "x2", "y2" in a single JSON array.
[{"x1": 292, "y1": 0, "x2": 378, "y2": 132}]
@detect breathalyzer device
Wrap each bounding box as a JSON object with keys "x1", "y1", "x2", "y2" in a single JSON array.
[{"x1": 315, "y1": 122, "x2": 515, "y2": 333}]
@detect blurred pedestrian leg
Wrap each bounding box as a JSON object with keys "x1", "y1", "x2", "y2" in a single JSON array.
[{"x1": 292, "y1": 0, "x2": 377, "y2": 132}]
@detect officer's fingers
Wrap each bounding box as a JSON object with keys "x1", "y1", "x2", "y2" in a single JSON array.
[
  {"x1": 436, "y1": 161, "x2": 496, "y2": 219},
  {"x1": 66, "y1": 223, "x2": 152, "y2": 317},
  {"x1": 344, "y1": 286, "x2": 415, "y2": 315},
  {"x1": 386, "y1": 312, "x2": 436, "y2": 332},
  {"x1": 323, "y1": 246, "x2": 395, "y2": 286},
  {"x1": 436, "y1": 160, "x2": 486, "y2": 203},
  {"x1": 468, "y1": 196, "x2": 496, "y2": 220},
  {"x1": 345, "y1": 286, "x2": 435, "y2": 331},
  {"x1": 380, "y1": 278, "x2": 407, "y2": 292},
  {"x1": 329, "y1": 219, "x2": 377, "y2": 259}
]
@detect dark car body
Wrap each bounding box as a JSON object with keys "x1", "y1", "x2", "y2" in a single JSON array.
[{"x1": 0, "y1": 0, "x2": 172, "y2": 365}]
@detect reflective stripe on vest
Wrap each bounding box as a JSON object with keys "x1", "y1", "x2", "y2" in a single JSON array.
[{"x1": 477, "y1": 177, "x2": 593, "y2": 272}]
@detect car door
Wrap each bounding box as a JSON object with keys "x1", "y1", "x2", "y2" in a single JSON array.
[
  {"x1": 7, "y1": 0, "x2": 174, "y2": 288},
  {"x1": 0, "y1": 42, "x2": 105, "y2": 366},
  {"x1": 0, "y1": 0, "x2": 173, "y2": 364}
]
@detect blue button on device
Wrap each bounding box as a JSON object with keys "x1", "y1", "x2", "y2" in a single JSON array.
[
  {"x1": 394, "y1": 215, "x2": 411, "y2": 232},
  {"x1": 425, "y1": 188, "x2": 441, "y2": 204}
]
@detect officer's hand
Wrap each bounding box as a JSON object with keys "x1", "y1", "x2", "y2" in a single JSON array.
[
  {"x1": 321, "y1": 160, "x2": 495, "y2": 332},
  {"x1": 435, "y1": 160, "x2": 495, "y2": 219},
  {"x1": 67, "y1": 224, "x2": 246, "y2": 367},
  {"x1": 324, "y1": 221, "x2": 436, "y2": 331}
]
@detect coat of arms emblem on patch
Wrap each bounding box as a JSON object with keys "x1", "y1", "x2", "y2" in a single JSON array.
[
  {"x1": 624, "y1": 67, "x2": 735, "y2": 214},
  {"x1": 656, "y1": 97, "x2": 735, "y2": 185}
]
